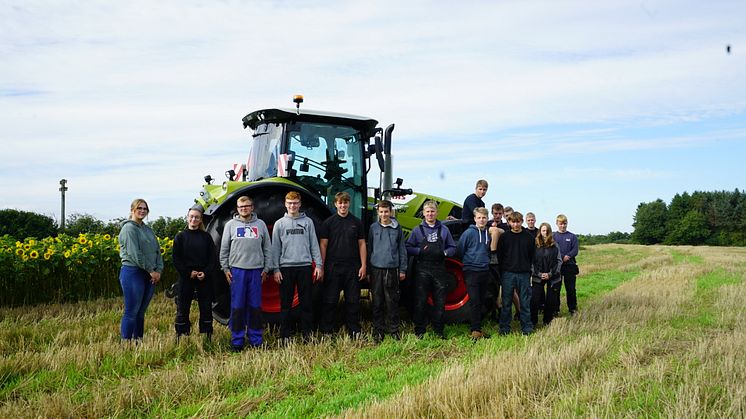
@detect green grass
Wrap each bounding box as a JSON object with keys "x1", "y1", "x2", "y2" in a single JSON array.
[{"x1": 2, "y1": 244, "x2": 745, "y2": 417}]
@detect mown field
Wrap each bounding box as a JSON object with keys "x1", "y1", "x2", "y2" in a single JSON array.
[{"x1": 1, "y1": 244, "x2": 745, "y2": 418}]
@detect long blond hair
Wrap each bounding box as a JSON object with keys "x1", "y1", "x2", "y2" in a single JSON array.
[{"x1": 536, "y1": 222, "x2": 556, "y2": 248}]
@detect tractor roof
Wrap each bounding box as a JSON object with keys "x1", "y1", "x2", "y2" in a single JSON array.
[{"x1": 242, "y1": 108, "x2": 379, "y2": 133}]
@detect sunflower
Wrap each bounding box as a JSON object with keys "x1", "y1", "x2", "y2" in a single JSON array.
[
  {"x1": 44, "y1": 253, "x2": 52, "y2": 260},
  {"x1": 23, "y1": 243, "x2": 31, "y2": 250},
  {"x1": 16, "y1": 248, "x2": 24, "y2": 256},
  {"x1": 64, "y1": 251, "x2": 71, "y2": 258},
  {"x1": 29, "y1": 250, "x2": 39, "y2": 259},
  {"x1": 78, "y1": 236, "x2": 88, "y2": 245},
  {"x1": 103, "y1": 234, "x2": 111, "y2": 240},
  {"x1": 81, "y1": 248, "x2": 88, "y2": 253},
  {"x1": 22, "y1": 254, "x2": 29, "y2": 261}
]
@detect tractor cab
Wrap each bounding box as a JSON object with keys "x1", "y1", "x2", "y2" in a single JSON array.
[{"x1": 241, "y1": 107, "x2": 379, "y2": 220}]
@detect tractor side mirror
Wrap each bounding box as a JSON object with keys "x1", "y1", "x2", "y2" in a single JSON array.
[{"x1": 374, "y1": 136, "x2": 385, "y2": 172}]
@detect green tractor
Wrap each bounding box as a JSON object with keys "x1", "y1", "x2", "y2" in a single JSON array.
[{"x1": 193, "y1": 97, "x2": 478, "y2": 325}]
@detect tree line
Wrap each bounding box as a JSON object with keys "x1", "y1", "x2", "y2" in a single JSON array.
[
  {"x1": 0, "y1": 209, "x2": 186, "y2": 240},
  {"x1": 632, "y1": 189, "x2": 746, "y2": 246}
]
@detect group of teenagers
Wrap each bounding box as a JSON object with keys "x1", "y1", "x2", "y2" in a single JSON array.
[{"x1": 116, "y1": 180, "x2": 579, "y2": 350}]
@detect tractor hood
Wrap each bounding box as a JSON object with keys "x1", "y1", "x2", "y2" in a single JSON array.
[{"x1": 242, "y1": 108, "x2": 379, "y2": 134}]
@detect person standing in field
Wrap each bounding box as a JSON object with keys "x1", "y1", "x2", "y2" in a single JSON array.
[
  {"x1": 553, "y1": 214, "x2": 579, "y2": 316},
  {"x1": 457, "y1": 207, "x2": 496, "y2": 340},
  {"x1": 272, "y1": 191, "x2": 323, "y2": 342},
  {"x1": 530, "y1": 222, "x2": 562, "y2": 326},
  {"x1": 497, "y1": 211, "x2": 535, "y2": 335},
  {"x1": 368, "y1": 199, "x2": 407, "y2": 343},
  {"x1": 319, "y1": 192, "x2": 367, "y2": 338},
  {"x1": 118, "y1": 198, "x2": 163, "y2": 342},
  {"x1": 172, "y1": 206, "x2": 216, "y2": 342},
  {"x1": 462, "y1": 180, "x2": 488, "y2": 225},
  {"x1": 406, "y1": 200, "x2": 457, "y2": 339},
  {"x1": 220, "y1": 196, "x2": 272, "y2": 351}
]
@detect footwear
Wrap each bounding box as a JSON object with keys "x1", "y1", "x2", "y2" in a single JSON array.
[
  {"x1": 499, "y1": 330, "x2": 510, "y2": 336},
  {"x1": 230, "y1": 345, "x2": 243, "y2": 352},
  {"x1": 569, "y1": 310, "x2": 577, "y2": 316},
  {"x1": 415, "y1": 332, "x2": 425, "y2": 339},
  {"x1": 435, "y1": 331, "x2": 447, "y2": 340},
  {"x1": 470, "y1": 330, "x2": 484, "y2": 340},
  {"x1": 522, "y1": 330, "x2": 534, "y2": 336},
  {"x1": 391, "y1": 332, "x2": 401, "y2": 341},
  {"x1": 373, "y1": 333, "x2": 384, "y2": 344}
]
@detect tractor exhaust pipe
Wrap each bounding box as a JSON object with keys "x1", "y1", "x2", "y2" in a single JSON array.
[{"x1": 382, "y1": 124, "x2": 395, "y2": 198}]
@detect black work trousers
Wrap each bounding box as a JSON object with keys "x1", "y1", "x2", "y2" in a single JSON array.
[
  {"x1": 370, "y1": 267, "x2": 401, "y2": 335},
  {"x1": 175, "y1": 275, "x2": 213, "y2": 336},
  {"x1": 464, "y1": 270, "x2": 490, "y2": 332},
  {"x1": 279, "y1": 265, "x2": 314, "y2": 339},
  {"x1": 320, "y1": 263, "x2": 361, "y2": 335},
  {"x1": 531, "y1": 279, "x2": 560, "y2": 326},
  {"x1": 413, "y1": 262, "x2": 448, "y2": 335}
]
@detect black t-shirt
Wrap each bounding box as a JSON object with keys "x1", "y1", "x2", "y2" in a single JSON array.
[
  {"x1": 319, "y1": 213, "x2": 364, "y2": 265},
  {"x1": 496, "y1": 229, "x2": 536, "y2": 273},
  {"x1": 525, "y1": 227, "x2": 539, "y2": 239}
]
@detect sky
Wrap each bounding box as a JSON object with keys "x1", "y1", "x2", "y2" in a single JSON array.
[{"x1": 2, "y1": 0, "x2": 745, "y2": 234}]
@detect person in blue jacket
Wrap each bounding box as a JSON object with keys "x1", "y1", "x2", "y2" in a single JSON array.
[
  {"x1": 406, "y1": 200, "x2": 457, "y2": 339},
  {"x1": 457, "y1": 207, "x2": 494, "y2": 340}
]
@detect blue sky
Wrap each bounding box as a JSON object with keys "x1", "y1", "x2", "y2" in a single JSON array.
[{"x1": 2, "y1": 0, "x2": 745, "y2": 234}]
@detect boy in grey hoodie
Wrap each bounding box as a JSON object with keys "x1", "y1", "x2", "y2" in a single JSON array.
[
  {"x1": 220, "y1": 196, "x2": 272, "y2": 350},
  {"x1": 271, "y1": 191, "x2": 323, "y2": 341},
  {"x1": 368, "y1": 200, "x2": 407, "y2": 343}
]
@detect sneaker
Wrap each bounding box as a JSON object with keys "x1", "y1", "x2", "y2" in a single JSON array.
[
  {"x1": 435, "y1": 330, "x2": 447, "y2": 340},
  {"x1": 230, "y1": 345, "x2": 243, "y2": 353},
  {"x1": 470, "y1": 330, "x2": 484, "y2": 340},
  {"x1": 569, "y1": 310, "x2": 577, "y2": 316}
]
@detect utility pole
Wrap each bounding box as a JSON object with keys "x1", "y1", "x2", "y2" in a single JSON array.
[{"x1": 59, "y1": 179, "x2": 68, "y2": 230}]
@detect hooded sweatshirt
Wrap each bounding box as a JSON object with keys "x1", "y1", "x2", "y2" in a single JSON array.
[
  {"x1": 271, "y1": 212, "x2": 322, "y2": 268},
  {"x1": 220, "y1": 212, "x2": 273, "y2": 272},
  {"x1": 119, "y1": 220, "x2": 164, "y2": 273},
  {"x1": 368, "y1": 218, "x2": 407, "y2": 271},
  {"x1": 405, "y1": 220, "x2": 457, "y2": 259},
  {"x1": 457, "y1": 224, "x2": 491, "y2": 272}
]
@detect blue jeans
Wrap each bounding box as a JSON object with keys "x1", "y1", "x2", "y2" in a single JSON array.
[
  {"x1": 499, "y1": 271, "x2": 533, "y2": 334},
  {"x1": 119, "y1": 265, "x2": 155, "y2": 340}
]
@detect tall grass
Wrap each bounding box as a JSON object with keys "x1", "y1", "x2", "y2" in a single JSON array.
[{"x1": 1, "y1": 244, "x2": 744, "y2": 417}]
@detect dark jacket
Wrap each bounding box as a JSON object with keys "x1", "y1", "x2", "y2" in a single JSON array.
[
  {"x1": 368, "y1": 218, "x2": 407, "y2": 272},
  {"x1": 405, "y1": 220, "x2": 457, "y2": 261},
  {"x1": 531, "y1": 243, "x2": 562, "y2": 284}
]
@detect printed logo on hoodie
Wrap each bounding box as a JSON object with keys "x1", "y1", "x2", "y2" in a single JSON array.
[
  {"x1": 236, "y1": 226, "x2": 259, "y2": 239},
  {"x1": 286, "y1": 225, "x2": 307, "y2": 236}
]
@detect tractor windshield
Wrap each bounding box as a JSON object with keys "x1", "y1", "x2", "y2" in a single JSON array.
[
  {"x1": 246, "y1": 122, "x2": 283, "y2": 181},
  {"x1": 286, "y1": 122, "x2": 365, "y2": 215}
]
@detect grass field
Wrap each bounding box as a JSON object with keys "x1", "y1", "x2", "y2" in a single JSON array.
[{"x1": 1, "y1": 244, "x2": 745, "y2": 417}]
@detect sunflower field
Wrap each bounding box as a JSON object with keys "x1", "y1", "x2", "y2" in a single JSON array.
[{"x1": 0, "y1": 233, "x2": 177, "y2": 306}]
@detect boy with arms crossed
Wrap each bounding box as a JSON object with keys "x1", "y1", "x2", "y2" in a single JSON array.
[{"x1": 462, "y1": 180, "x2": 488, "y2": 225}]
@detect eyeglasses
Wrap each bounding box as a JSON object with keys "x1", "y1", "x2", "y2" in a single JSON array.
[
  {"x1": 136, "y1": 207, "x2": 149, "y2": 211},
  {"x1": 286, "y1": 201, "x2": 301, "y2": 206},
  {"x1": 188, "y1": 215, "x2": 202, "y2": 220},
  {"x1": 237, "y1": 204, "x2": 253, "y2": 209}
]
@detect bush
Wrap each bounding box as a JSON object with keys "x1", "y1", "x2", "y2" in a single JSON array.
[{"x1": 0, "y1": 209, "x2": 57, "y2": 240}]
